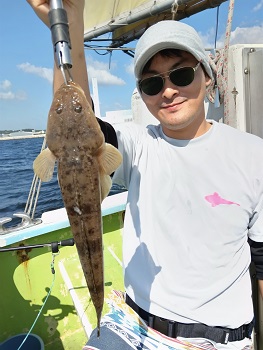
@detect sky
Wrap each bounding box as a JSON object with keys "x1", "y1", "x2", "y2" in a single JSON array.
[{"x1": 0, "y1": 0, "x2": 263, "y2": 131}]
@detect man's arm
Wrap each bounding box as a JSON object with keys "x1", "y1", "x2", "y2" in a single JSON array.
[
  {"x1": 27, "y1": 0, "x2": 91, "y2": 105},
  {"x1": 27, "y1": 0, "x2": 117, "y2": 146},
  {"x1": 248, "y1": 238, "x2": 263, "y2": 298}
]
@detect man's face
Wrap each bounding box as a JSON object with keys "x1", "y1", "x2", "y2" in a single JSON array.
[{"x1": 140, "y1": 51, "x2": 211, "y2": 139}]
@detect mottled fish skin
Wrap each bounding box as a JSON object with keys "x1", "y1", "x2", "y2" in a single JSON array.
[
  {"x1": 45, "y1": 81, "x2": 112, "y2": 335},
  {"x1": 58, "y1": 155, "x2": 104, "y2": 334}
]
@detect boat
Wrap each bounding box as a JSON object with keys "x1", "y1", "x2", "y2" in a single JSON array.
[
  {"x1": 0, "y1": 192, "x2": 127, "y2": 349},
  {"x1": 0, "y1": 130, "x2": 45, "y2": 141},
  {"x1": 0, "y1": 0, "x2": 262, "y2": 349}
]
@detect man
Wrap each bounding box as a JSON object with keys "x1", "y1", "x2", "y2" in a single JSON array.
[{"x1": 27, "y1": 1, "x2": 263, "y2": 349}]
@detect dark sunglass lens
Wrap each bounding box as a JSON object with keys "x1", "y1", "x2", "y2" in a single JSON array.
[
  {"x1": 170, "y1": 67, "x2": 195, "y2": 87},
  {"x1": 140, "y1": 77, "x2": 163, "y2": 96}
]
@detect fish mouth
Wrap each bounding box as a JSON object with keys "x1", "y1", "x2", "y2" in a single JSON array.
[{"x1": 63, "y1": 81, "x2": 84, "y2": 93}]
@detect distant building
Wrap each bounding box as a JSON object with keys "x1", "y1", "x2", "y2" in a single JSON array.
[
  {"x1": 0, "y1": 130, "x2": 45, "y2": 140},
  {"x1": 9, "y1": 130, "x2": 34, "y2": 137},
  {"x1": 104, "y1": 109, "x2": 133, "y2": 125}
]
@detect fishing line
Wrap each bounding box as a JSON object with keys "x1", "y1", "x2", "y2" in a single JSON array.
[
  {"x1": 214, "y1": 5, "x2": 220, "y2": 50},
  {"x1": 212, "y1": 5, "x2": 221, "y2": 108},
  {"x1": 16, "y1": 252, "x2": 58, "y2": 350}
]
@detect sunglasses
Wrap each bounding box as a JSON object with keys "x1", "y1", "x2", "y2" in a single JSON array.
[{"x1": 139, "y1": 62, "x2": 200, "y2": 96}]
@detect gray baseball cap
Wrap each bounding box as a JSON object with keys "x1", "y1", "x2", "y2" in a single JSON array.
[{"x1": 134, "y1": 20, "x2": 212, "y2": 83}]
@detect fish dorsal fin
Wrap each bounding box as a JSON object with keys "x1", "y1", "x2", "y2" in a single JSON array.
[
  {"x1": 100, "y1": 174, "x2": 112, "y2": 202},
  {"x1": 99, "y1": 143, "x2": 122, "y2": 175},
  {"x1": 33, "y1": 147, "x2": 56, "y2": 182}
]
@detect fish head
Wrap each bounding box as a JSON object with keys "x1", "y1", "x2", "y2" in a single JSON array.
[{"x1": 46, "y1": 82, "x2": 104, "y2": 158}]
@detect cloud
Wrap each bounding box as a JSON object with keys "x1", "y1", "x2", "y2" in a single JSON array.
[
  {"x1": 17, "y1": 62, "x2": 53, "y2": 84},
  {"x1": 199, "y1": 28, "x2": 216, "y2": 49},
  {"x1": 15, "y1": 91, "x2": 27, "y2": 100},
  {"x1": 0, "y1": 91, "x2": 15, "y2": 100},
  {"x1": 0, "y1": 80, "x2": 12, "y2": 90},
  {"x1": 253, "y1": 0, "x2": 263, "y2": 11},
  {"x1": 200, "y1": 25, "x2": 263, "y2": 49},
  {"x1": 86, "y1": 56, "x2": 125, "y2": 85},
  {"x1": 230, "y1": 25, "x2": 263, "y2": 45},
  {"x1": 125, "y1": 61, "x2": 134, "y2": 75},
  {"x1": 0, "y1": 80, "x2": 27, "y2": 100}
]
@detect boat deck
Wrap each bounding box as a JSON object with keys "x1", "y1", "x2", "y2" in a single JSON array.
[{"x1": 0, "y1": 192, "x2": 127, "y2": 349}]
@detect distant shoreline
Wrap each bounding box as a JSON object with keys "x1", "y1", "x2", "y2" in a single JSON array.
[{"x1": 0, "y1": 134, "x2": 45, "y2": 141}]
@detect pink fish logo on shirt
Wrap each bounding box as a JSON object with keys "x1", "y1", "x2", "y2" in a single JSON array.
[{"x1": 205, "y1": 192, "x2": 240, "y2": 207}]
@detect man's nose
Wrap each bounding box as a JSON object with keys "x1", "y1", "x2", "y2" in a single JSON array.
[{"x1": 161, "y1": 78, "x2": 179, "y2": 99}]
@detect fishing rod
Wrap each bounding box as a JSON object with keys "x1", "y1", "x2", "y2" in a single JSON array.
[
  {"x1": 0, "y1": 238, "x2": 75, "y2": 253},
  {"x1": 49, "y1": 0, "x2": 73, "y2": 83}
]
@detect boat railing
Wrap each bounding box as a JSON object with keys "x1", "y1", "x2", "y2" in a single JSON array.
[
  {"x1": 0, "y1": 212, "x2": 42, "y2": 235},
  {"x1": 0, "y1": 191, "x2": 127, "y2": 248}
]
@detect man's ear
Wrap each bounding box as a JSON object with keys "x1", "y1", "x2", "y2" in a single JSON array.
[{"x1": 205, "y1": 75, "x2": 212, "y2": 87}]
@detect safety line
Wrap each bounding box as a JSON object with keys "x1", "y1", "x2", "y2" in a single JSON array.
[{"x1": 16, "y1": 273, "x2": 55, "y2": 350}]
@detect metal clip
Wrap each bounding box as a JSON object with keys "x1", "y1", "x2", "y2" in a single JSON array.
[
  {"x1": 60, "y1": 64, "x2": 73, "y2": 85},
  {"x1": 49, "y1": 0, "x2": 73, "y2": 84},
  {"x1": 51, "y1": 251, "x2": 60, "y2": 274}
]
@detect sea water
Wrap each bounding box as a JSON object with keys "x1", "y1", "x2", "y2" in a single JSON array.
[
  {"x1": 0, "y1": 137, "x2": 63, "y2": 223},
  {"x1": 0, "y1": 137, "x2": 126, "y2": 227}
]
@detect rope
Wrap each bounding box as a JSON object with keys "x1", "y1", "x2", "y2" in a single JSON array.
[
  {"x1": 171, "y1": 1, "x2": 178, "y2": 20},
  {"x1": 206, "y1": 0, "x2": 235, "y2": 124},
  {"x1": 25, "y1": 137, "x2": 46, "y2": 219},
  {"x1": 16, "y1": 253, "x2": 57, "y2": 350}
]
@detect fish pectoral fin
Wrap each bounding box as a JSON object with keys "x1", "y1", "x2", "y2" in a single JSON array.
[
  {"x1": 100, "y1": 174, "x2": 112, "y2": 201},
  {"x1": 99, "y1": 143, "x2": 122, "y2": 175},
  {"x1": 33, "y1": 147, "x2": 56, "y2": 182}
]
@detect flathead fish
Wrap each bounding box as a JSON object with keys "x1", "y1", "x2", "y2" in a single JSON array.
[{"x1": 33, "y1": 81, "x2": 122, "y2": 336}]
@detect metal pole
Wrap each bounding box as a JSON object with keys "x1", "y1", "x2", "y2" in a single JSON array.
[{"x1": 0, "y1": 238, "x2": 74, "y2": 253}]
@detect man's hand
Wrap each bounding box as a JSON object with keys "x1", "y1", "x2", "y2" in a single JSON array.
[
  {"x1": 26, "y1": 0, "x2": 50, "y2": 27},
  {"x1": 26, "y1": 0, "x2": 85, "y2": 28}
]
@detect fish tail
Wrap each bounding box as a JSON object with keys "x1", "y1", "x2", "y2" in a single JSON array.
[{"x1": 97, "y1": 324, "x2": 100, "y2": 338}]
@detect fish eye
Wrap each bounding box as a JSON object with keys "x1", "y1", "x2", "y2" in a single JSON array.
[
  {"x1": 55, "y1": 104, "x2": 63, "y2": 114},
  {"x1": 74, "y1": 103, "x2": 82, "y2": 113}
]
